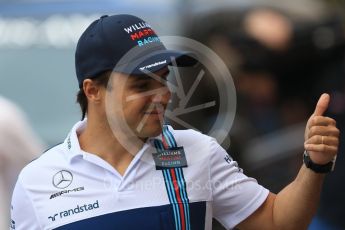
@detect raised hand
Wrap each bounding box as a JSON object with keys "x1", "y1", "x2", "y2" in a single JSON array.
[{"x1": 304, "y1": 93, "x2": 339, "y2": 164}]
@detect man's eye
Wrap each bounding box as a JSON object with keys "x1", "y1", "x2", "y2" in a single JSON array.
[{"x1": 134, "y1": 82, "x2": 150, "y2": 91}]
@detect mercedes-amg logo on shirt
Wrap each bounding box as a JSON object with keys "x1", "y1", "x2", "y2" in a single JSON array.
[{"x1": 52, "y1": 170, "x2": 73, "y2": 189}]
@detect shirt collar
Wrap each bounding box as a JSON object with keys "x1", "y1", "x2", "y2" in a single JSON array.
[
  {"x1": 63, "y1": 119, "x2": 164, "y2": 163},
  {"x1": 63, "y1": 119, "x2": 86, "y2": 163}
]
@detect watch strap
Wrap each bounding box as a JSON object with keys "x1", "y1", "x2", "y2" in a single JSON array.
[{"x1": 303, "y1": 150, "x2": 335, "y2": 173}]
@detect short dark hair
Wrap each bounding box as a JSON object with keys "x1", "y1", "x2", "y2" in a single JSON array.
[{"x1": 76, "y1": 71, "x2": 111, "y2": 120}]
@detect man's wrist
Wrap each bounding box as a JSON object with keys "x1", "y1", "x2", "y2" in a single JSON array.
[{"x1": 303, "y1": 150, "x2": 336, "y2": 174}]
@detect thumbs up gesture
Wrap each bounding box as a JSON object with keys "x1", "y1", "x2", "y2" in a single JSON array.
[{"x1": 304, "y1": 93, "x2": 340, "y2": 164}]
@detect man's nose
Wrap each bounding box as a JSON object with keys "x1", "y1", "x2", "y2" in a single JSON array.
[{"x1": 151, "y1": 86, "x2": 171, "y2": 104}]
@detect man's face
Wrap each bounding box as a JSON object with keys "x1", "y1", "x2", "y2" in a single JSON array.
[{"x1": 106, "y1": 67, "x2": 171, "y2": 139}]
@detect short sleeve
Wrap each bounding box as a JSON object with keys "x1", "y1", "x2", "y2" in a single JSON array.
[
  {"x1": 210, "y1": 140, "x2": 269, "y2": 229},
  {"x1": 10, "y1": 178, "x2": 41, "y2": 230}
]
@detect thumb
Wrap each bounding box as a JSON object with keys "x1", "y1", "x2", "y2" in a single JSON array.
[{"x1": 313, "y1": 93, "x2": 330, "y2": 116}]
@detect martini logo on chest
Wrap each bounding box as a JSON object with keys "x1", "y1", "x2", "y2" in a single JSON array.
[{"x1": 153, "y1": 147, "x2": 188, "y2": 170}]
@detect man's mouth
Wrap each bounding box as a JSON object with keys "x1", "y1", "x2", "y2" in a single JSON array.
[{"x1": 144, "y1": 109, "x2": 164, "y2": 115}]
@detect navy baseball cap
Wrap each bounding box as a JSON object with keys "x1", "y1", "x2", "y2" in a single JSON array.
[{"x1": 75, "y1": 14, "x2": 197, "y2": 88}]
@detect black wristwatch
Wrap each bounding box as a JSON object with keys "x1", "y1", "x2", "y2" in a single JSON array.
[{"x1": 303, "y1": 150, "x2": 336, "y2": 174}]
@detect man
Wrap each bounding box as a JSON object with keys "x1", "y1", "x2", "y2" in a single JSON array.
[
  {"x1": 0, "y1": 96, "x2": 42, "y2": 230},
  {"x1": 11, "y1": 14, "x2": 339, "y2": 230}
]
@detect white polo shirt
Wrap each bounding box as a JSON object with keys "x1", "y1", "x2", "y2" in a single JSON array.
[{"x1": 11, "y1": 120, "x2": 269, "y2": 230}]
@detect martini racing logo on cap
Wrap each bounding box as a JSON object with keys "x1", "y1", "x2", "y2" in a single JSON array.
[
  {"x1": 123, "y1": 21, "x2": 161, "y2": 47},
  {"x1": 152, "y1": 147, "x2": 188, "y2": 170},
  {"x1": 123, "y1": 21, "x2": 151, "y2": 34}
]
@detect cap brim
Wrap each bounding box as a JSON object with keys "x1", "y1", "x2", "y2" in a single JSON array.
[{"x1": 114, "y1": 50, "x2": 198, "y2": 75}]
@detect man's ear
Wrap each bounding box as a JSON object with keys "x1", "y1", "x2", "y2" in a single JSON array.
[{"x1": 82, "y1": 79, "x2": 103, "y2": 103}]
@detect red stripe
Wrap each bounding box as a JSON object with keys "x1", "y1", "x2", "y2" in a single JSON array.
[{"x1": 170, "y1": 168, "x2": 186, "y2": 230}]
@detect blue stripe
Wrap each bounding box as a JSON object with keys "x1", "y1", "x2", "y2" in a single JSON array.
[
  {"x1": 155, "y1": 130, "x2": 191, "y2": 230},
  {"x1": 176, "y1": 168, "x2": 191, "y2": 230},
  {"x1": 163, "y1": 126, "x2": 175, "y2": 148},
  {"x1": 166, "y1": 126, "x2": 177, "y2": 147},
  {"x1": 162, "y1": 170, "x2": 177, "y2": 228},
  {"x1": 163, "y1": 126, "x2": 177, "y2": 147},
  {"x1": 176, "y1": 168, "x2": 190, "y2": 230},
  {"x1": 153, "y1": 140, "x2": 160, "y2": 150},
  {"x1": 163, "y1": 170, "x2": 180, "y2": 230},
  {"x1": 164, "y1": 169, "x2": 182, "y2": 230},
  {"x1": 154, "y1": 139, "x2": 164, "y2": 151},
  {"x1": 155, "y1": 139, "x2": 181, "y2": 230},
  {"x1": 174, "y1": 168, "x2": 188, "y2": 225},
  {"x1": 162, "y1": 169, "x2": 173, "y2": 204},
  {"x1": 176, "y1": 168, "x2": 190, "y2": 203},
  {"x1": 163, "y1": 126, "x2": 174, "y2": 148},
  {"x1": 163, "y1": 126, "x2": 191, "y2": 230}
]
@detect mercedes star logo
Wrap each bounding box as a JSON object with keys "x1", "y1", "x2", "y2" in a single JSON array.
[{"x1": 52, "y1": 170, "x2": 73, "y2": 189}]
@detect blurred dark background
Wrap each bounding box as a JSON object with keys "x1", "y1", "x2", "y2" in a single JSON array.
[{"x1": 179, "y1": 1, "x2": 345, "y2": 229}]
